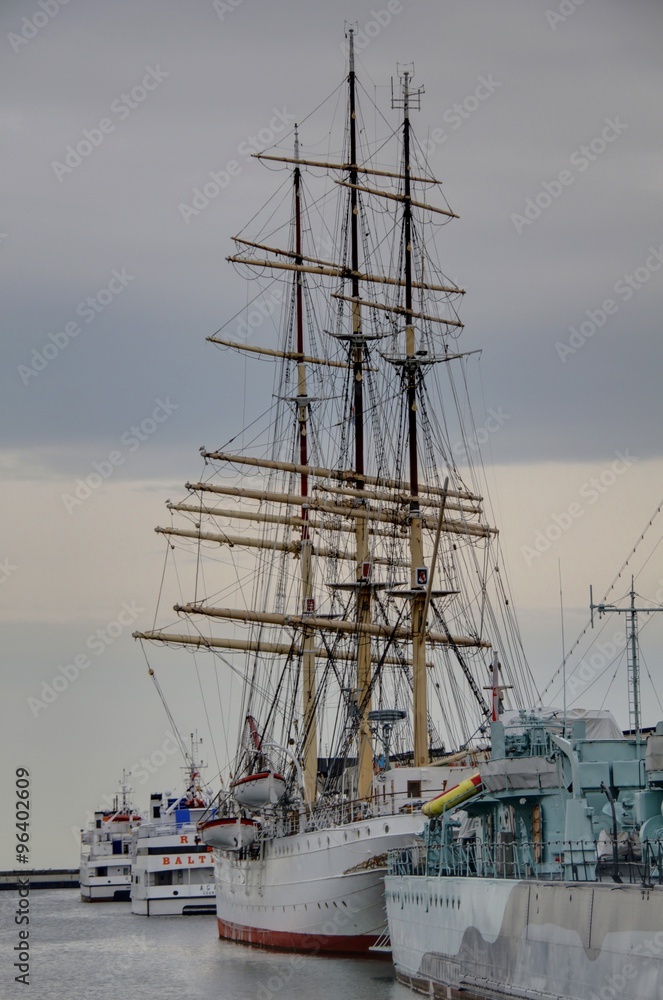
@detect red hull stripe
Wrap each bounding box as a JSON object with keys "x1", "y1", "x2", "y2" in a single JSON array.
[{"x1": 217, "y1": 915, "x2": 379, "y2": 954}]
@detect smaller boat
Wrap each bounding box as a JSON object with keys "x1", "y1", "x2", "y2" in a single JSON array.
[
  {"x1": 79, "y1": 773, "x2": 141, "y2": 902},
  {"x1": 230, "y1": 771, "x2": 287, "y2": 811},
  {"x1": 198, "y1": 817, "x2": 260, "y2": 851},
  {"x1": 131, "y1": 735, "x2": 216, "y2": 916},
  {"x1": 227, "y1": 714, "x2": 287, "y2": 811}
]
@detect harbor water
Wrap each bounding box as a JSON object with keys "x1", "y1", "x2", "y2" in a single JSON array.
[{"x1": 1, "y1": 889, "x2": 418, "y2": 1000}]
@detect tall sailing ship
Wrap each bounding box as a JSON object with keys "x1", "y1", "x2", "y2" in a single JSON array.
[{"x1": 134, "y1": 30, "x2": 536, "y2": 951}]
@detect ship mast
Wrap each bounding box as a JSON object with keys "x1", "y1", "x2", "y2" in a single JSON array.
[
  {"x1": 132, "y1": 40, "x2": 508, "y2": 790},
  {"x1": 393, "y1": 66, "x2": 428, "y2": 767},
  {"x1": 293, "y1": 127, "x2": 318, "y2": 805},
  {"x1": 346, "y1": 28, "x2": 373, "y2": 802}
]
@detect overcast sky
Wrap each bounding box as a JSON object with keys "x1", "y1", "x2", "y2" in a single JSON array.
[{"x1": 2, "y1": 0, "x2": 663, "y2": 868}]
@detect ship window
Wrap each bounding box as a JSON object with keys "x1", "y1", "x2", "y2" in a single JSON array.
[
  {"x1": 407, "y1": 781, "x2": 421, "y2": 799},
  {"x1": 97, "y1": 867, "x2": 107, "y2": 877}
]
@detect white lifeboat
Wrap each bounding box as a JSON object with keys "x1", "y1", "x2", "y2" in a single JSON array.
[
  {"x1": 230, "y1": 770, "x2": 287, "y2": 810},
  {"x1": 197, "y1": 817, "x2": 259, "y2": 851}
]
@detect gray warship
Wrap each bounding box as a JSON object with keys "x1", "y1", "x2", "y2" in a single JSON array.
[{"x1": 385, "y1": 706, "x2": 663, "y2": 999}]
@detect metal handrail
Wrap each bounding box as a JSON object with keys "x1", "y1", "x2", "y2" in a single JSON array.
[{"x1": 388, "y1": 837, "x2": 663, "y2": 885}]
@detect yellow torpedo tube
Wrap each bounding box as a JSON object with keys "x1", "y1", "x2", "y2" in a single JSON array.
[{"x1": 422, "y1": 773, "x2": 483, "y2": 818}]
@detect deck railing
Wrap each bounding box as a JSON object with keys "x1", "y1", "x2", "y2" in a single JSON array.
[{"x1": 388, "y1": 837, "x2": 663, "y2": 886}]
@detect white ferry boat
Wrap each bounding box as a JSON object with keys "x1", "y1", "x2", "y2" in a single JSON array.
[
  {"x1": 80, "y1": 775, "x2": 141, "y2": 902},
  {"x1": 131, "y1": 740, "x2": 216, "y2": 916}
]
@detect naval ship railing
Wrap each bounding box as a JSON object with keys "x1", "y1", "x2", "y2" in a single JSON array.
[{"x1": 388, "y1": 837, "x2": 663, "y2": 886}]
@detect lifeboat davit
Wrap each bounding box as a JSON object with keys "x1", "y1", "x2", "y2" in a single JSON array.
[
  {"x1": 230, "y1": 771, "x2": 287, "y2": 810},
  {"x1": 197, "y1": 817, "x2": 259, "y2": 851}
]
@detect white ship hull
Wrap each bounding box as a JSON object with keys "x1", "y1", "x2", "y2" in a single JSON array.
[
  {"x1": 131, "y1": 885, "x2": 216, "y2": 916},
  {"x1": 385, "y1": 874, "x2": 663, "y2": 999},
  {"x1": 215, "y1": 814, "x2": 420, "y2": 951},
  {"x1": 79, "y1": 862, "x2": 132, "y2": 902},
  {"x1": 214, "y1": 764, "x2": 479, "y2": 950},
  {"x1": 131, "y1": 822, "x2": 215, "y2": 916}
]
